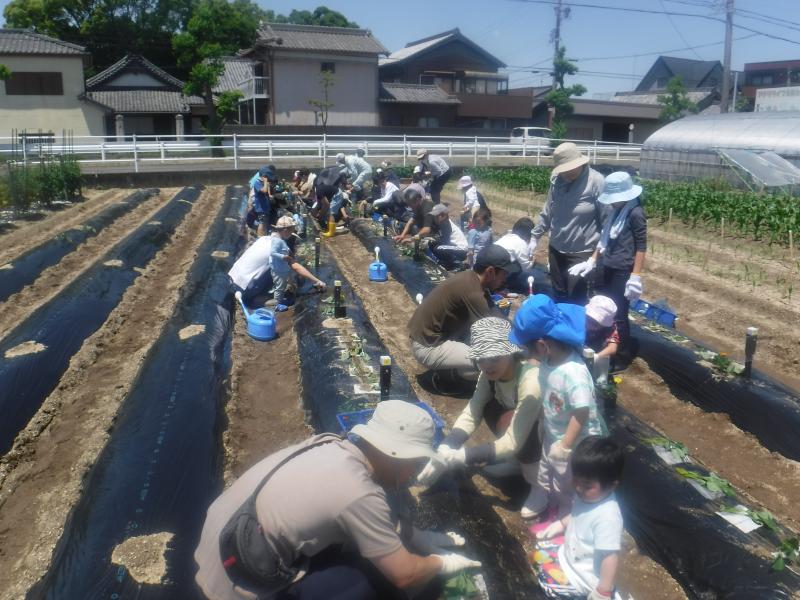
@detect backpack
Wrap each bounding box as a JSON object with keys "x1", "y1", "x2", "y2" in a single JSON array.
[{"x1": 218, "y1": 434, "x2": 340, "y2": 591}]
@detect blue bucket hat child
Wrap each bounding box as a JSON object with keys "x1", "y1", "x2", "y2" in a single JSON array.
[{"x1": 509, "y1": 294, "x2": 585, "y2": 351}]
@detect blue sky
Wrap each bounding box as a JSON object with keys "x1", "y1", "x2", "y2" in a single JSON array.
[{"x1": 3, "y1": 0, "x2": 799, "y2": 95}]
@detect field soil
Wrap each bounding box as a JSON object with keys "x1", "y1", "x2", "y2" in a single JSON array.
[
  {"x1": 325, "y1": 231, "x2": 686, "y2": 600},
  {"x1": 0, "y1": 188, "x2": 180, "y2": 338},
  {"x1": 0, "y1": 186, "x2": 224, "y2": 598},
  {"x1": 223, "y1": 306, "x2": 311, "y2": 483},
  {"x1": 442, "y1": 183, "x2": 800, "y2": 390},
  {"x1": 0, "y1": 189, "x2": 128, "y2": 265}
]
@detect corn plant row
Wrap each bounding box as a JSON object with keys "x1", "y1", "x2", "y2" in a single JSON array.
[{"x1": 0, "y1": 155, "x2": 83, "y2": 213}]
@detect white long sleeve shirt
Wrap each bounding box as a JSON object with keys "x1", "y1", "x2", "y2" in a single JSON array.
[{"x1": 496, "y1": 232, "x2": 534, "y2": 271}]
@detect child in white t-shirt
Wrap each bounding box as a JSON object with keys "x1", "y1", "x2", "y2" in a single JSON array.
[
  {"x1": 509, "y1": 294, "x2": 607, "y2": 519},
  {"x1": 537, "y1": 436, "x2": 624, "y2": 600}
]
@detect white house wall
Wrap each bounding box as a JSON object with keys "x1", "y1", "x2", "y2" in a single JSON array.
[
  {"x1": 0, "y1": 55, "x2": 105, "y2": 136},
  {"x1": 272, "y1": 52, "x2": 379, "y2": 126}
]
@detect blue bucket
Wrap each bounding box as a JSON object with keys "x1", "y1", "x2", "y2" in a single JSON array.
[
  {"x1": 247, "y1": 308, "x2": 277, "y2": 341},
  {"x1": 369, "y1": 261, "x2": 388, "y2": 282},
  {"x1": 336, "y1": 401, "x2": 446, "y2": 446},
  {"x1": 372, "y1": 212, "x2": 383, "y2": 222}
]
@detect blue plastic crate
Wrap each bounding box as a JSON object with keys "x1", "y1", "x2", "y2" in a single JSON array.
[
  {"x1": 372, "y1": 212, "x2": 383, "y2": 222},
  {"x1": 337, "y1": 401, "x2": 446, "y2": 446},
  {"x1": 632, "y1": 299, "x2": 678, "y2": 328}
]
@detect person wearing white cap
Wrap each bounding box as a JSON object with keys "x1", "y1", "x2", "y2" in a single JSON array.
[
  {"x1": 427, "y1": 203, "x2": 469, "y2": 270},
  {"x1": 416, "y1": 148, "x2": 450, "y2": 205},
  {"x1": 456, "y1": 175, "x2": 487, "y2": 231},
  {"x1": 194, "y1": 401, "x2": 481, "y2": 600},
  {"x1": 355, "y1": 144, "x2": 366, "y2": 158},
  {"x1": 568, "y1": 171, "x2": 647, "y2": 358},
  {"x1": 228, "y1": 216, "x2": 326, "y2": 310},
  {"x1": 531, "y1": 142, "x2": 606, "y2": 304},
  {"x1": 584, "y1": 295, "x2": 620, "y2": 360},
  {"x1": 417, "y1": 317, "x2": 544, "y2": 518}
]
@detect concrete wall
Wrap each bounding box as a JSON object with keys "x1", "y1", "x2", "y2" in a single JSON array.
[
  {"x1": 0, "y1": 55, "x2": 106, "y2": 136},
  {"x1": 272, "y1": 52, "x2": 379, "y2": 126}
]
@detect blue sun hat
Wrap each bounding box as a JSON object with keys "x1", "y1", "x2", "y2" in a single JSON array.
[
  {"x1": 509, "y1": 294, "x2": 586, "y2": 350},
  {"x1": 597, "y1": 171, "x2": 642, "y2": 205}
]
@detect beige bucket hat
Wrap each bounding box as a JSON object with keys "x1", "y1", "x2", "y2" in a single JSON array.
[
  {"x1": 350, "y1": 400, "x2": 437, "y2": 460},
  {"x1": 551, "y1": 142, "x2": 589, "y2": 176}
]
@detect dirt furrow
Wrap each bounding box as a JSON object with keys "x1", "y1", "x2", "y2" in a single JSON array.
[
  {"x1": 618, "y1": 359, "x2": 800, "y2": 532},
  {"x1": 324, "y1": 231, "x2": 686, "y2": 600},
  {"x1": 0, "y1": 189, "x2": 127, "y2": 264},
  {"x1": 223, "y1": 309, "x2": 311, "y2": 483},
  {"x1": 0, "y1": 186, "x2": 224, "y2": 599},
  {"x1": 0, "y1": 188, "x2": 180, "y2": 340}
]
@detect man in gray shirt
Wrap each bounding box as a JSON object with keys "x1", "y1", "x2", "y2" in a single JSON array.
[
  {"x1": 532, "y1": 142, "x2": 605, "y2": 304},
  {"x1": 417, "y1": 148, "x2": 451, "y2": 205}
]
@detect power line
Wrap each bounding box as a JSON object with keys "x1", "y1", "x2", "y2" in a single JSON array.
[
  {"x1": 659, "y1": 0, "x2": 705, "y2": 59},
  {"x1": 573, "y1": 33, "x2": 757, "y2": 61},
  {"x1": 508, "y1": 0, "x2": 800, "y2": 45}
]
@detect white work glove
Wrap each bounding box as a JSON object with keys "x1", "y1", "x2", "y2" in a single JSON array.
[
  {"x1": 536, "y1": 520, "x2": 565, "y2": 540},
  {"x1": 548, "y1": 440, "x2": 572, "y2": 463},
  {"x1": 624, "y1": 274, "x2": 642, "y2": 302},
  {"x1": 436, "y1": 445, "x2": 467, "y2": 468},
  {"x1": 411, "y1": 528, "x2": 466, "y2": 555},
  {"x1": 567, "y1": 256, "x2": 595, "y2": 278},
  {"x1": 436, "y1": 553, "x2": 482, "y2": 575},
  {"x1": 587, "y1": 588, "x2": 613, "y2": 600},
  {"x1": 417, "y1": 459, "x2": 447, "y2": 487}
]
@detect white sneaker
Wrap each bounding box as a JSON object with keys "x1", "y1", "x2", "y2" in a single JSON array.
[
  {"x1": 482, "y1": 458, "x2": 521, "y2": 478},
  {"x1": 520, "y1": 461, "x2": 548, "y2": 520}
]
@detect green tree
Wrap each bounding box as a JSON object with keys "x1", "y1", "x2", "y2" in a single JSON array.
[
  {"x1": 657, "y1": 75, "x2": 699, "y2": 122},
  {"x1": 543, "y1": 46, "x2": 586, "y2": 141},
  {"x1": 173, "y1": 0, "x2": 264, "y2": 141},
  {"x1": 308, "y1": 69, "x2": 335, "y2": 131},
  {"x1": 273, "y1": 6, "x2": 358, "y2": 28},
  {"x1": 0, "y1": 64, "x2": 10, "y2": 80},
  {"x1": 4, "y1": 0, "x2": 194, "y2": 73}
]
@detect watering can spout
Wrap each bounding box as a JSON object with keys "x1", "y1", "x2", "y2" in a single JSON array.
[{"x1": 235, "y1": 290, "x2": 250, "y2": 318}]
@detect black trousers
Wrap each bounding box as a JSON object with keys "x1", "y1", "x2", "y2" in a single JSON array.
[
  {"x1": 548, "y1": 246, "x2": 593, "y2": 305},
  {"x1": 429, "y1": 171, "x2": 451, "y2": 205},
  {"x1": 594, "y1": 264, "x2": 632, "y2": 352}
]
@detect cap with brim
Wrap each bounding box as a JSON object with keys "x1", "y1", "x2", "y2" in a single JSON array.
[
  {"x1": 458, "y1": 175, "x2": 473, "y2": 190},
  {"x1": 275, "y1": 215, "x2": 296, "y2": 229},
  {"x1": 586, "y1": 295, "x2": 617, "y2": 328},
  {"x1": 428, "y1": 204, "x2": 449, "y2": 216},
  {"x1": 509, "y1": 294, "x2": 585, "y2": 349},
  {"x1": 597, "y1": 171, "x2": 643, "y2": 205},
  {"x1": 551, "y1": 142, "x2": 589, "y2": 176},
  {"x1": 467, "y1": 317, "x2": 523, "y2": 360},
  {"x1": 350, "y1": 400, "x2": 437, "y2": 460},
  {"x1": 416, "y1": 148, "x2": 428, "y2": 160},
  {"x1": 259, "y1": 166, "x2": 277, "y2": 181},
  {"x1": 474, "y1": 244, "x2": 521, "y2": 275}
]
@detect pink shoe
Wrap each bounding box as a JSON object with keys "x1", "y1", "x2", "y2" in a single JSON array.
[{"x1": 527, "y1": 505, "x2": 559, "y2": 536}]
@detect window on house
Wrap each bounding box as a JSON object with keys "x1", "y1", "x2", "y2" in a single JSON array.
[
  {"x1": 418, "y1": 117, "x2": 440, "y2": 128},
  {"x1": 464, "y1": 79, "x2": 477, "y2": 94},
  {"x1": 454, "y1": 79, "x2": 462, "y2": 93},
  {"x1": 497, "y1": 80, "x2": 508, "y2": 94},
  {"x1": 420, "y1": 74, "x2": 434, "y2": 85},
  {"x1": 321, "y1": 62, "x2": 335, "y2": 74},
  {"x1": 5, "y1": 72, "x2": 64, "y2": 95},
  {"x1": 750, "y1": 74, "x2": 774, "y2": 86},
  {"x1": 475, "y1": 79, "x2": 486, "y2": 94}
]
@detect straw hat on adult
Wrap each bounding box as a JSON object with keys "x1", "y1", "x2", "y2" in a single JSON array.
[
  {"x1": 416, "y1": 148, "x2": 429, "y2": 160},
  {"x1": 551, "y1": 142, "x2": 589, "y2": 176},
  {"x1": 350, "y1": 400, "x2": 438, "y2": 460}
]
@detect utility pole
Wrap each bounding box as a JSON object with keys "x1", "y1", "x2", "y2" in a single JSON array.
[
  {"x1": 720, "y1": 0, "x2": 734, "y2": 113},
  {"x1": 552, "y1": 0, "x2": 563, "y2": 92}
]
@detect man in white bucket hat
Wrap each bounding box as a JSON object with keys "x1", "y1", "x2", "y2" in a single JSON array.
[
  {"x1": 531, "y1": 142, "x2": 605, "y2": 304},
  {"x1": 195, "y1": 400, "x2": 481, "y2": 600},
  {"x1": 568, "y1": 171, "x2": 647, "y2": 360}
]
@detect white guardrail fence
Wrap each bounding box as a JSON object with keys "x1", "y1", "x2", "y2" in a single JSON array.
[{"x1": 0, "y1": 133, "x2": 642, "y2": 173}]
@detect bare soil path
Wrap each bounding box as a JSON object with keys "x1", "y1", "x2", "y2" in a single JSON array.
[
  {"x1": 0, "y1": 188, "x2": 181, "y2": 340},
  {"x1": 325, "y1": 231, "x2": 686, "y2": 600},
  {"x1": 0, "y1": 189, "x2": 128, "y2": 265},
  {"x1": 0, "y1": 187, "x2": 224, "y2": 599}
]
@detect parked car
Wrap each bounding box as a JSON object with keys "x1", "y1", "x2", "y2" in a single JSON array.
[{"x1": 510, "y1": 127, "x2": 552, "y2": 154}]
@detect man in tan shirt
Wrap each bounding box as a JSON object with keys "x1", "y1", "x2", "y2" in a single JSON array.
[{"x1": 194, "y1": 401, "x2": 481, "y2": 600}]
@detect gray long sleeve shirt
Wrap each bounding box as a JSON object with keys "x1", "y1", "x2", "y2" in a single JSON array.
[{"x1": 532, "y1": 166, "x2": 606, "y2": 254}]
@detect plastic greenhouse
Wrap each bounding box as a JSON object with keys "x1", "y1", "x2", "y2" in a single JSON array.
[{"x1": 640, "y1": 112, "x2": 800, "y2": 191}]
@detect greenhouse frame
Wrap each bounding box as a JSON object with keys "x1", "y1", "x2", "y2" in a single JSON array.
[{"x1": 640, "y1": 112, "x2": 800, "y2": 190}]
